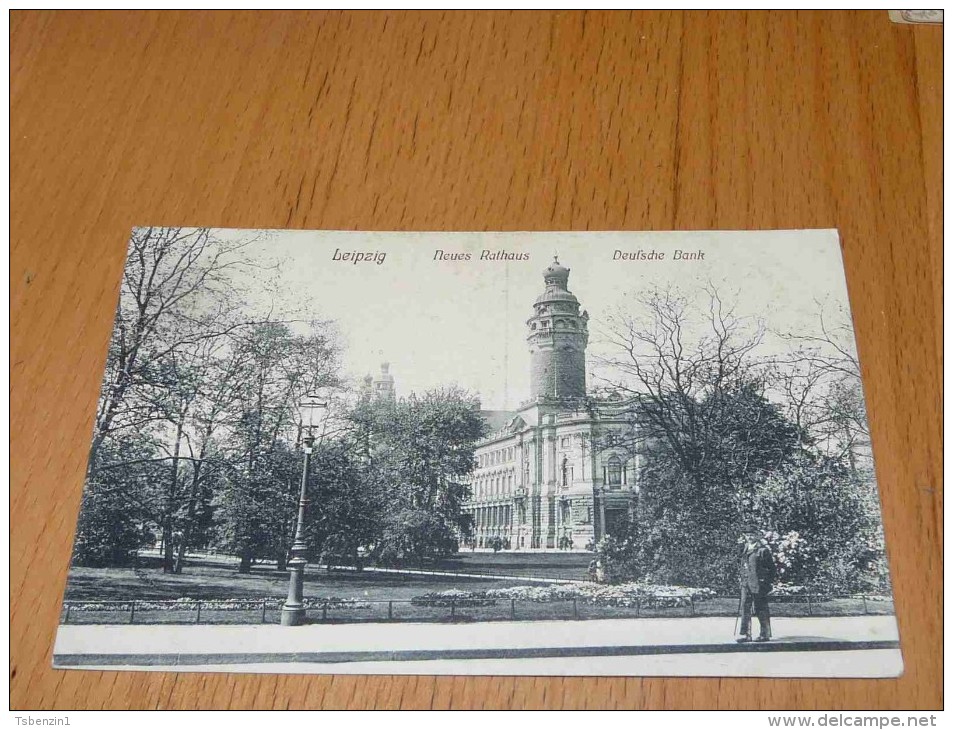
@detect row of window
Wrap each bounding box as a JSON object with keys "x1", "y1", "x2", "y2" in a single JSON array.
[
  {"x1": 476, "y1": 446, "x2": 515, "y2": 469},
  {"x1": 530, "y1": 319, "x2": 580, "y2": 331},
  {"x1": 477, "y1": 433, "x2": 625, "y2": 470},
  {"x1": 535, "y1": 303, "x2": 575, "y2": 314},
  {"x1": 474, "y1": 456, "x2": 628, "y2": 499},
  {"x1": 470, "y1": 504, "x2": 516, "y2": 527},
  {"x1": 558, "y1": 433, "x2": 624, "y2": 449},
  {"x1": 559, "y1": 456, "x2": 628, "y2": 487},
  {"x1": 473, "y1": 473, "x2": 516, "y2": 499}
]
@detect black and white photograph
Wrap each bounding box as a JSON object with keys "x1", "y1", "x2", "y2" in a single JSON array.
[{"x1": 52, "y1": 228, "x2": 900, "y2": 676}]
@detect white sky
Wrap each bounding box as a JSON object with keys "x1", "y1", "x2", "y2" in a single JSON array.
[{"x1": 214, "y1": 229, "x2": 854, "y2": 411}]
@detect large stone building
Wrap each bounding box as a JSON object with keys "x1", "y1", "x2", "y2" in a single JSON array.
[{"x1": 463, "y1": 258, "x2": 638, "y2": 551}]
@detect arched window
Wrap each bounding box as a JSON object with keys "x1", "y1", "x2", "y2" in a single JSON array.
[
  {"x1": 606, "y1": 456, "x2": 623, "y2": 487},
  {"x1": 561, "y1": 457, "x2": 569, "y2": 486}
]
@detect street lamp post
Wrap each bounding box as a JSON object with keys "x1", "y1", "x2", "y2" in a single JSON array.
[{"x1": 281, "y1": 395, "x2": 328, "y2": 627}]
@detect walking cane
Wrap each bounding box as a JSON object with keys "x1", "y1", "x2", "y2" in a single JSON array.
[{"x1": 733, "y1": 593, "x2": 742, "y2": 637}]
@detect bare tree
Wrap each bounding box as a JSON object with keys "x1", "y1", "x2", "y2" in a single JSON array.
[
  {"x1": 88, "y1": 227, "x2": 256, "y2": 479},
  {"x1": 773, "y1": 305, "x2": 870, "y2": 468},
  {"x1": 594, "y1": 284, "x2": 779, "y2": 484},
  {"x1": 147, "y1": 335, "x2": 251, "y2": 573}
]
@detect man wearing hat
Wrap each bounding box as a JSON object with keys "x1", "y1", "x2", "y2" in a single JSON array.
[{"x1": 737, "y1": 527, "x2": 777, "y2": 643}]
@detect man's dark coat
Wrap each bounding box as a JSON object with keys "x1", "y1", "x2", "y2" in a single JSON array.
[
  {"x1": 738, "y1": 541, "x2": 777, "y2": 639},
  {"x1": 741, "y1": 543, "x2": 777, "y2": 595}
]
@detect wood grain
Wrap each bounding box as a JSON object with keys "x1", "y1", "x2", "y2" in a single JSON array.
[{"x1": 10, "y1": 10, "x2": 941, "y2": 709}]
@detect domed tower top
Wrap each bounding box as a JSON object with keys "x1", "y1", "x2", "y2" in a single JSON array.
[
  {"x1": 536, "y1": 256, "x2": 580, "y2": 309},
  {"x1": 542, "y1": 255, "x2": 570, "y2": 288}
]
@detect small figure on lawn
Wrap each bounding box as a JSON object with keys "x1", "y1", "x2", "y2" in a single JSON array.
[
  {"x1": 588, "y1": 556, "x2": 607, "y2": 583},
  {"x1": 736, "y1": 526, "x2": 777, "y2": 643}
]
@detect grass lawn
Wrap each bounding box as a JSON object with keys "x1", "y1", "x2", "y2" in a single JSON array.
[
  {"x1": 425, "y1": 552, "x2": 592, "y2": 579},
  {"x1": 61, "y1": 555, "x2": 894, "y2": 625},
  {"x1": 61, "y1": 556, "x2": 570, "y2": 625},
  {"x1": 64, "y1": 556, "x2": 522, "y2": 603}
]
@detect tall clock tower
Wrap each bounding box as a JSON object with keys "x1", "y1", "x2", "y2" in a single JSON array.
[{"x1": 526, "y1": 257, "x2": 589, "y2": 401}]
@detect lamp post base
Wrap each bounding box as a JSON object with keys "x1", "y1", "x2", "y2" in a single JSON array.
[
  {"x1": 282, "y1": 556, "x2": 307, "y2": 626},
  {"x1": 280, "y1": 605, "x2": 306, "y2": 626}
]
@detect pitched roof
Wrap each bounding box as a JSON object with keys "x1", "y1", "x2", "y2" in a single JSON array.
[{"x1": 480, "y1": 409, "x2": 516, "y2": 435}]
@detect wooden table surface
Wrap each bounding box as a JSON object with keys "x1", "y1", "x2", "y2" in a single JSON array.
[{"x1": 11, "y1": 10, "x2": 942, "y2": 710}]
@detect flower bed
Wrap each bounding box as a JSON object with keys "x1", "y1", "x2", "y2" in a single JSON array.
[
  {"x1": 411, "y1": 589, "x2": 497, "y2": 607},
  {"x1": 488, "y1": 583, "x2": 717, "y2": 608},
  {"x1": 770, "y1": 584, "x2": 807, "y2": 597},
  {"x1": 411, "y1": 583, "x2": 717, "y2": 609},
  {"x1": 65, "y1": 596, "x2": 371, "y2": 612},
  {"x1": 769, "y1": 585, "x2": 893, "y2": 602}
]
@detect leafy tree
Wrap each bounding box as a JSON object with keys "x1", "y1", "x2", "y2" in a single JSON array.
[
  {"x1": 357, "y1": 388, "x2": 486, "y2": 562},
  {"x1": 590, "y1": 524, "x2": 642, "y2": 583},
  {"x1": 215, "y1": 441, "x2": 301, "y2": 572},
  {"x1": 747, "y1": 453, "x2": 889, "y2": 593},
  {"x1": 215, "y1": 321, "x2": 340, "y2": 572},
  {"x1": 72, "y1": 489, "x2": 144, "y2": 568},
  {"x1": 72, "y1": 440, "x2": 161, "y2": 567},
  {"x1": 305, "y1": 440, "x2": 386, "y2": 567}
]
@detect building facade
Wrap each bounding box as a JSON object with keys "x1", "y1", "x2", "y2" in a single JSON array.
[{"x1": 463, "y1": 258, "x2": 639, "y2": 550}]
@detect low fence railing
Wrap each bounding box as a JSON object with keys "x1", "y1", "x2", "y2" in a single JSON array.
[{"x1": 59, "y1": 593, "x2": 895, "y2": 626}]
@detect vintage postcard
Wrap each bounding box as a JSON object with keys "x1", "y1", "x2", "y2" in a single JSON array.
[{"x1": 53, "y1": 229, "x2": 900, "y2": 676}]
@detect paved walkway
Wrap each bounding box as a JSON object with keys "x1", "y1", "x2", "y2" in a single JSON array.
[{"x1": 53, "y1": 615, "x2": 902, "y2": 677}]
